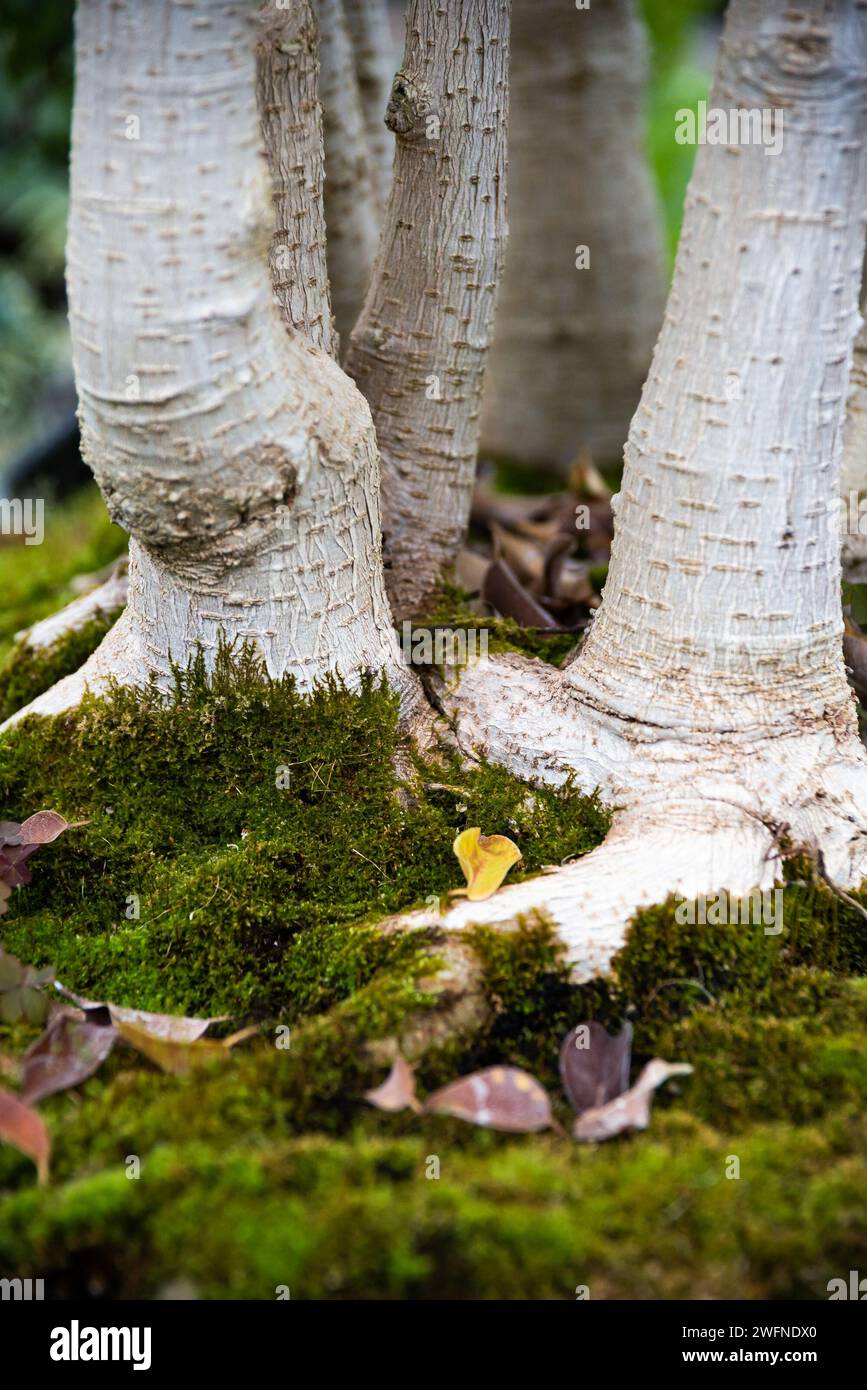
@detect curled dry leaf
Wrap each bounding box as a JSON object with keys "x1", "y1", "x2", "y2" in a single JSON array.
[
  {"x1": 452, "y1": 826, "x2": 521, "y2": 902},
  {"x1": 572, "y1": 1060, "x2": 693, "y2": 1143},
  {"x1": 0, "y1": 811, "x2": 71, "y2": 918},
  {"x1": 482, "y1": 557, "x2": 562, "y2": 630},
  {"x1": 114, "y1": 1018, "x2": 256, "y2": 1076},
  {"x1": 55, "y1": 983, "x2": 228, "y2": 1042},
  {"x1": 20, "y1": 1006, "x2": 116, "y2": 1105},
  {"x1": 16, "y1": 811, "x2": 71, "y2": 845},
  {"x1": 568, "y1": 450, "x2": 612, "y2": 502},
  {"x1": 423, "y1": 1065, "x2": 553, "y2": 1133},
  {"x1": 0, "y1": 1087, "x2": 50, "y2": 1183},
  {"x1": 559, "y1": 1021, "x2": 633, "y2": 1115},
  {"x1": 364, "y1": 1054, "x2": 421, "y2": 1113}
]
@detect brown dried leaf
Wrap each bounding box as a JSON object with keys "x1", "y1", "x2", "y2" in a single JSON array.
[
  {"x1": 572, "y1": 1059, "x2": 693, "y2": 1142},
  {"x1": 0, "y1": 811, "x2": 72, "y2": 917},
  {"x1": 490, "y1": 521, "x2": 548, "y2": 591},
  {"x1": 0, "y1": 1087, "x2": 50, "y2": 1182},
  {"x1": 364, "y1": 1054, "x2": 421, "y2": 1113},
  {"x1": 568, "y1": 449, "x2": 612, "y2": 501},
  {"x1": 471, "y1": 478, "x2": 560, "y2": 532},
  {"x1": 20, "y1": 1007, "x2": 116, "y2": 1105},
  {"x1": 16, "y1": 811, "x2": 70, "y2": 844},
  {"x1": 55, "y1": 984, "x2": 228, "y2": 1042},
  {"x1": 559, "y1": 1020, "x2": 632, "y2": 1114},
  {"x1": 423, "y1": 1065, "x2": 553, "y2": 1132},
  {"x1": 453, "y1": 546, "x2": 490, "y2": 596},
  {"x1": 482, "y1": 557, "x2": 562, "y2": 629},
  {"x1": 114, "y1": 1017, "x2": 253, "y2": 1075}
]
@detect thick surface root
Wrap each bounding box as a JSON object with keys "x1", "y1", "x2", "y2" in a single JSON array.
[
  {"x1": 0, "y1": 608, "x2": 141, "y2": 731},
  {"x1": 17, "y1": 561, "x2": 128, "y2": 655},
  {"x1": 386, "y1": 652, "x2": 867, "y2": 979},
  {"x1": 8, "y1": 633, "x2": 867, "y2": 987},
  {"x1": 385, "y1": 802, "x2": 778, "y2": 982}
]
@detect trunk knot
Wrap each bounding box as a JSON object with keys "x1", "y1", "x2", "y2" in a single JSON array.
[{"x1": 385, "y1": 70, "x2": 433, "y2": 143}]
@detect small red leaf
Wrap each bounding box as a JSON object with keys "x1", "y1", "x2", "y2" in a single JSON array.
[
  {"x1": 423, "y1": 1066, "x2": 553, "y2": 1132},
  {"x1": 17, "y1": 811, "x2": 70, "y2": 845},
  {"x1": 55, "y1": 985, "x2": 228, "y2": 1042},
  {"x1": 0, "y1": 811, "x2": 72, "y2": 917},
  {"x1": 0, "y1": 1087, "x2": 50, "y2": 1182},
  {"x1": 20, "y1": 1007, "x2": 116, "y2": 1105}
]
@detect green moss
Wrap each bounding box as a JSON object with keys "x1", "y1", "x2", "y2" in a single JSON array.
[
  {"x1": 2, "y1": 1113, "x2": 866, "y2": 1298},
  {"x1": 0, "y1": 641, "x2": 607, "y2": 1018},
  {"x1": 594, "y1": 872, "x2": 867, "y2": 1129},
  {"x1": 0, "y1": 607, "x2": 122, "y2": 721},
  {"x1": 1, "y1": 544, "x2": 866, "y2": 1296}
]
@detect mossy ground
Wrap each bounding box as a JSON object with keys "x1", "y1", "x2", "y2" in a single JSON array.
[{"x1": 1, "y1": 493, "x2": 866, "y2": 1300}]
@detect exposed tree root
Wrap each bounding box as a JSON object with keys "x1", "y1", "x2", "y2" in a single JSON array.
[
  {"x1": 365, "y1": 935, "x2": 493, "y2": 1065},
  {"x1": 379, "y1": 651, "x2": 867, "y2": 981},
  {"x1": 15, "y1": 561, "x2": 128, "y2": 656},
  {"x1": 382, "y1": 802, "x2": 778, "y2": 984}
]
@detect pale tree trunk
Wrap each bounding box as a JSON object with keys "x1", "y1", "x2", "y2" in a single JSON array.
[
  {"x1": 315, "y1": 0, "x2": 380, "y2": 342},
  {"x1": 392, "y1": 0, "x2": 867, "y2": 979},
  {"x1": 345, "y1": 0, "x2": 511, "y2": 619},
  {"x1": 481, "y1": 0, "x2": 666, "y2": 476},
  {"x1": 344, "y1": 0, "x2": 396, "y2": 211},
  {"x1": 3, "y1": 0, "x2": 417, "y2": 730},
  {"x1": 841, "y1": 266, "x2": 867, "y2": 575},
  {"x1": 480, "y1": 0, "x2": 664, "y2": 475},
  {"x1": 258, "y1": 0, "x2": 336, "y2": 355}
]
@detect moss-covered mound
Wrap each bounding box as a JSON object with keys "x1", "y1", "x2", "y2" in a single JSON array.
[{"x1": 1, "y1": 638, "x2": 866, "y2": 1298}]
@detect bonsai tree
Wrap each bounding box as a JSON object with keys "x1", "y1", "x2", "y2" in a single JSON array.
[{"x1": 6, "y1": 0, "x2": 867, "y2": 991}]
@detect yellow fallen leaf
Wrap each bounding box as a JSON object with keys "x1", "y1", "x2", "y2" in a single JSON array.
[
  {"x1": 115, "y1": 1019, "x2": 257, "y2": 1076},
  {"x1": 452, "y1": 827, "x2": 521, "y2": 902}
]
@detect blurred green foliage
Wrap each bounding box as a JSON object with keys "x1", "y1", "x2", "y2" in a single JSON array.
[
  {"x1": 641, "y1": 0, "x2": 719, "y2": 267},
  {"x1": 0, "y1": 2, "x2": 74, "y2": 465}
]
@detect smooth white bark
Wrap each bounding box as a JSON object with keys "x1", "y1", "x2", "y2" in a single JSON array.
[
  {"x1": 345, "y1": 0, "x2": 511, "y2": 618},
  {"x1": 481, "y1": 0, "x2": 666, "y2": 474},
  {"x1": 572, "y1": 0, "x2": 867, "y2": 736},
  {"x1": 392, "y1": 0, "x2": 867, "y2": 978},
  {"x1": 315, "y1": 0, "x2": 380, "y2": 342},
  {"x1": 344, "y1": 0, "x2": 395, "y2": 211},
  {"x1": 3, "y1": 0, "x2": 419, "y2": 731},
  {"x1": 14, "y1": 565, "x2": 128, "y2": 655},
  {"x1": 257, "y1": 0, "x2": 336, "y2": 355},
  {"x1": 841, "y1": 263, "x2": 867, "y2": 575}
]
